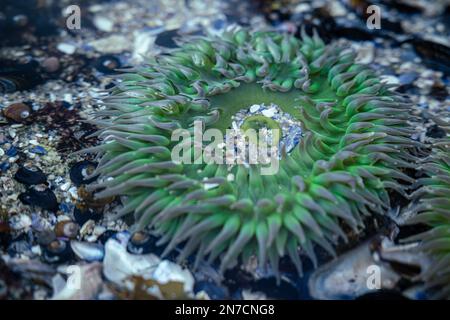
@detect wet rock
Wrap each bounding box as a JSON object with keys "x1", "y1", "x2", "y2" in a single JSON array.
[
  {"x1": 308, "y1": 237, "x2": 401, "y2": 300},
  {"x1": 2, "y1": 102, "x2": 31, "y2": 123},
  {"x1": 69, "y1": 161, "x2": 98, "y2": 186},
  {"x1": 14, "y1": 165, "x2": 47, "y2": 186},
  {"x1": 54, "y1": 221, "x2": 79, "y2": 239},
  {"x1": 19, "y1": 186, "x2": 59, "y2": 212},
  {"x1": 43, "y1": 239, "x2": 73, "y2": 264}
]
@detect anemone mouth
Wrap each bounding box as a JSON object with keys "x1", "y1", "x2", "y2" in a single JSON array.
[{"x1": 83, "y1": 26, "x2": 419, "y2": 278}]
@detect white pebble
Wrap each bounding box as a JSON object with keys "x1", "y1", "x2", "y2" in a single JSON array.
[
  {"x1": 262, "y1": 108, "x2": 276, "y2": 117},
  {"x1": 93, "y1": 15, "x2": 114, "y2": 32},
  {"x1": 249, "y1": 104, "x2": 260, "y2": 113},
  {"x1": 60, "y1": 181, "x2": 71, "y2": 191},
  {"x1": 57, "y1": 43, "x2": 76, "y2": 55}
]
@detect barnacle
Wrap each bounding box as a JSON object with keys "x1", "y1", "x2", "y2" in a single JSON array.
[
  {"x1": 405, "y1": 113, "x2": 450, "y2": 299},
  {"x1": 81, "y1": 27, "x2": 418, "y2": 278}
]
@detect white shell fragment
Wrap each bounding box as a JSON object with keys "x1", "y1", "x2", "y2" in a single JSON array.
[
  {"x1": 103, "y1": 237, "x2": 161, "y2": 286},
  {"x1": 102, "y1": 236, "x2": 195, "y2": 297},
  {"x1": 51, "y1": 263, "x2": 103, "y2": 300}
]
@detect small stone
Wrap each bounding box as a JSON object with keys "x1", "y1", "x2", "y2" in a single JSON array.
[
  {"x1": 41, "y1": 57, "x2": 60, "y2": 73},
  {"x1": 380, "y1": 75, "x2": 400, "y2": 85},
  {"x1": 89, "y1": 35, "x2": 128, "y2": 53},
  {"x1": 29, "y1": 146, "x2": 47, "y2": 155},
  {"x1": 356, "y1": 43, "x2": 375, "y2": 64},
  {"x1": 0, "y1": 148, "x2": 4, "y2": 157},
  {"x1": 60, "y1": 181, "x2": 71, "y2": 191},
  {"x1": 398, "y1": 72, "x2": 419, "y2": 85},
  {"x1": 93, "y1": 15, "x2": 114, "y2": 32},
  {"x1": 9, "y1": 214, "x2": 32, "y2": 231},
  {"x1": 57, "y1": 43, "x2": 76, "y2": 55},
  {"x1": 262, "y1": 108, "x2": 276, "y2": 117},
  {"x1": 249, "y1": 105, "x2": 260, "y2": 113}
]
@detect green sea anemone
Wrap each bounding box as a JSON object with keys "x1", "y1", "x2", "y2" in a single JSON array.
[
  {"x1": 405, "y1": 113, "x2": 450, "y2": 299},
  {"x1": 81, "y1": 27, "x2": 418, "y2": 278}
]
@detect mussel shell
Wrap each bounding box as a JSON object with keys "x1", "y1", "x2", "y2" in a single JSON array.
[
  {"x1": 14, "y1": 165, "x2": 47, "y2": 186},
  {"x1": 69, "y1": 161, "x2": 98, "y2": 186},
  {"x1": 70, "y1": 241, "x2": 104, "y2": 262},
  {"x1": 18, "y1": 186, "x2": 58, "y2": 212},
  {"x1": 42, "y1": 239, "x2": 73, "y2": 264}
]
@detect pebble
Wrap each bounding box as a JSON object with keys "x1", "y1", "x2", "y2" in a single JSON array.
[
  {"x1": 261, "y1": 108, "x2": 276, "y2": 117},
  {"x1": 41, "y1": 57, "x2": 60, "y2": 73},
  {"x1": 9, "y1": 214, "x2": 32, "y2": 231},
  {"x1": 249, "y1": 104, "x2": 260, "y2": 113},
  {"x1": 398, "y1": 72, "x2": 419, "y2": 85},
  {"x1": 89, "y1": 35, "x2": 129, "y2": 53},
  {"x1": 0, "y1": 148, "x2": 4, "y2": 157},
  {"x1": 380, "y1": 75, "x2": 400, "y2": 85},
  {"x1": 29, "y1": 146, "x2": 47, "y2": 155},
  {"x1": 57, "y1": 43, "x2": 76, "y2": 55},
  {"x1": 93, "y1": 15, "x2": 114, "y2": 32}
]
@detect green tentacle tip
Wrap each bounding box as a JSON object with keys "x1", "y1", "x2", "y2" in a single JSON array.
[{"x1": 84, "y1": 26, "x2": 418, "y2": 279}]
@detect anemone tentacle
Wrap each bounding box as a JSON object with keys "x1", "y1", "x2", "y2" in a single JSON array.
[
  {"x1": 84, "y1": 26, "x2": 419, "y2": 279},
  {"x1": 406, "y1": 112, "x2": 450, "y2": 299}
]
